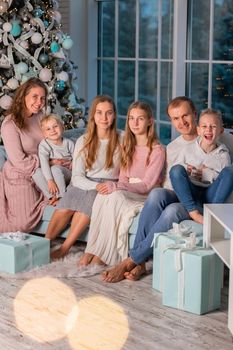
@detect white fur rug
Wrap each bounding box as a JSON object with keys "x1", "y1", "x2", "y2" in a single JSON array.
[{"x1": 0, "y1": 244, "x2": 106, "y2": 279}]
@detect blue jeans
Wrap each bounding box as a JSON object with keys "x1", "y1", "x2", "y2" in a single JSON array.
[
  {"x1": 170, "y1": 164, "x2": 233, "y2": 213},
  {"x1": 130, "y1": 188, "x2": 190, "y2": 264}
]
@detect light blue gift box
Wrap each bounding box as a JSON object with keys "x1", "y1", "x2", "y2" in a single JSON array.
[
  {"x1": 162, "y1": 248, "x2": 223, "y2": 315},
  {"x1": 0, "y1": 234, "x2": 50, "y2": 274},
  {"x1": 152, "y1": 233, "x2": 186, "y2": 292},
  {"x1": 152, "y1": 221, "x2": 203, "y2": 292}
]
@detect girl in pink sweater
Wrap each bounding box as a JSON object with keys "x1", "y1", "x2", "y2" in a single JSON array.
[{"x1": 78, "y1": 101, "x2": 165, "y2": 267}]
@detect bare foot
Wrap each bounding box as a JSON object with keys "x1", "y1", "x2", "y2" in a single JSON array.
[
  {"x1": 77, "y1": 252, "x2": 94, "y2": 267},
  {"x1": 90, "y1": 255, "x2": 106, "y2": 266},
  {"x1": 51, "y1": 247, "x2": 68, "y2": 261},
  {"x1": 189, "y1": 210, "x2": 203, "y2": 224},
  {"x1": 124, "y1": 263, "x2": 146, "y2": 281},
  {"x1": 101, "y1": 257, "x2": 136, "y2": 283}
]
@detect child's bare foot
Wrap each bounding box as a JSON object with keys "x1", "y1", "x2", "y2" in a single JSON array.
[
  {"x1": 102, "y1": 257, "x2": 136, "y2": 283},
  {"x1": 189, "y1": 210, "x2": 203, "y2": 224},
  {"x1": 90, "y1": 255, "x2": 106, "y2": 266},
  {"x1": 77, "y1": 252, "x2": 94, "y2": 267},
  {"x1": 124, "y1": 263, "x2": 146, "y2": 281},
  {"x1": 51, "y1": 247, "x2": 68, "y2": 261}
]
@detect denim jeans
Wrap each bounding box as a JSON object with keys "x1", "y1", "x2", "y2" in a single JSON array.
[
  {"x1": 170, "y1": 164, "x2": 233, "y2": 213},
  {"x1": 130, "y1": 188, "x2": 190, "y2": 264}
]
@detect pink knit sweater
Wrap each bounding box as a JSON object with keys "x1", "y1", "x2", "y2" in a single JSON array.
[
  {"x1": 0, "y1": 114, "x2": 47, "y2": 233},
  {"x1": 106, "y1": 144, "x2": 165, "y2": 194}
]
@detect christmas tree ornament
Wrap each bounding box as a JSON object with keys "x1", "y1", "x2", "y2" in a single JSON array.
[
  {"x1": 10, "y1": 21, "x2": 22, "y2": 37},
  {"x1": 55, "y1": 79, "x2": 66, "y2": 91},
  {"x1": 50, "y1": 41, "x2": 60, "y2": 53},
  {"x1": 16, "y1": 62, "x2": 28, "y2": 74},
  {"x1": 0, "y1": 54, "x2": 11, "y2": 68},
  {"x1": 3, "y1": 22, "x2": 12, "y2": 32},
  {"x1": 33, "y1": 8, "x2": 44, "y2": 18},
  {"x1": 0, "y1": 1, "x2": 8, "y2": 14},
  {"x1": 39, "y1": 67, "x2": 52, "y2": 82},
  {"x1": 0, "y1": 95, "x2": 13, "y2": 110},
  {"x1": 56, "y1": 71, "x2": 69, "y2": 82},
  {"x1": 62, "y1": 36, "x2": 73, "y2": 50},
  {"x1": 53, "y1": 10, "x2": 61, "y2": 23},
  {"x1": 6, "y1": 77, "x2": 19, "y2": 90},
  {"x1": 38, "y1": 53, "x2": 49, "y2": 65},
  {"x1": 20, "y1": 40, "x2": 29, "y2": 49},
  {"x1": 31, "y1": 32, "x2": 43, "y2": 44}
]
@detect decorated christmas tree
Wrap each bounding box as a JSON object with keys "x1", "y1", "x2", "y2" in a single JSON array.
[{"x1": 0, "y1": 0, "x2": 86, "y2": 130}]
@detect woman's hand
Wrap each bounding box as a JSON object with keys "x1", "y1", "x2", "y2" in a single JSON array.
[
  {"x1": 96, "y1": 182, "x2": 109, "y2": 195},
  {"x1": 49, "y1": 159, "x2": 72, "y2": 169},
  {"x1": 48, "y1": 179, "x2": 59, "y2": 196}
]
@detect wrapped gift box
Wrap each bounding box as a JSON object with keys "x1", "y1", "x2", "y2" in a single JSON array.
[
  {"x1": 152, "y1": 233, "x2": 185, "y2": 292},
  {"x1": 152, "y1": 224, "x2": 203, "y2": 292},
  {"x1": 0, "y1": 233, "x2": 50, "y2": 274},
  {"x1": 162, "y1": 248, "x2": 223, "y2": 314}
]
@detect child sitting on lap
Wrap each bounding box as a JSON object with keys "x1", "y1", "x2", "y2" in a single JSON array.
[
  {"x1": 170, "y1": 108, "x2": 232, "y2": 224},
  {"x1": 32, "y1": 114, "x2": 74, "y2": 205}
]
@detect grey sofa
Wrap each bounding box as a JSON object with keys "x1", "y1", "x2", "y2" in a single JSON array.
[{"x1": 1, "y1": 129, "x2": 233, "y2": 248}]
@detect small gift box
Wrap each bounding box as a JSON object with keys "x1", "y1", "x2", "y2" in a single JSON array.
[
  {"x1": 0, "y1": 232, "x2": 50, "y2": 274},
  {"x1": 152, "y1": 222, "x2": 203, "y2": 292},
  {"x1": 162, "y1": 247, "x2": 223, "y2": 315}
]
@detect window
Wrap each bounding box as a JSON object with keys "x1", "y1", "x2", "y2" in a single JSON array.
[
  {"x1": 97, "y1": 0, "x2": 173, "y2": 144},
  {"x1": 96, "y1": 0, "x2": 233, "y2": 143},
  {"x1": 186, "y1": 0, "x2": 233, "y2": 129}
]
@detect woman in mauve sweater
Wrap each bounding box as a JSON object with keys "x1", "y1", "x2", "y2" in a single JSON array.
[
  {"x1": 0, "y1": 78, "x2": 48, "y2": 233},
  {"x1": 78, "y1": 101, "x2": 165, "y2": 268}
]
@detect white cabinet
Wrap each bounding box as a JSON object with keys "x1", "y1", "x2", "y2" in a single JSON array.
[{"x1": 203, "y1": 204, "x2": 233, "y2": 336}]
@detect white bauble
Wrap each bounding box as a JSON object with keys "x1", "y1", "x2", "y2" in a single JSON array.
[
  {"x1": 0, "y1": 1, "x2": 8, "y2": 14},
  {"x1": 7, "y1": 78, "x2": 19, "y2": 90},
  {"x1": 76, "y1": 119, "x2": 86, "y2": 128},
  {"x1": 56, "y1": 71, "x2": 69, "y2": 82},
  {"x1": 53, "y1": 11, "x2": 61, "y2": 23},
  {"x1": 31, "y1": 32, "x2": 43, "y2": 45},
  {"x1": 20, "y1": 40, "x2": 29, "y2": 49},
  {"x1": 3, "y1": 22, "x2": 12, "y2": 32},
  {"x1": 17, "y1": 62, "x2": 29, "y2": 74},
  {"x1": 0, "y1": 95, "x2": 13, "y2": 109},
  {"x1": 39, "y1": 68, "x2": 52, "y2": 82}
]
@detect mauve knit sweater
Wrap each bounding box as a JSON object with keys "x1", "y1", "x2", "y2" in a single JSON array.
[{"x1": 0, "y1": 113, "x2": 47, "y2": 233}]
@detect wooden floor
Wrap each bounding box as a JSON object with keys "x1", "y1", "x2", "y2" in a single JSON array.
[{"x1": 0, "y1": 243, "x2": 232, "y2": 350}]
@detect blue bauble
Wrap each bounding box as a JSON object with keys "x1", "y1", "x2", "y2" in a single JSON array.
[
  {"x1": 38, "y1": 53, "x2": 49, "y2": 65},
  {"x1": 10, "y1": 21, "x2": 22, "y2": 37},
  {"x1": 55, "y1": 80, "x2": 66, "y2": 91},
  {"x1": 50, "y1": 41, "x2": 60, "y2": 53},
  {"x1": 43, "y1": 20, "x2": 49, "y2": 28},
  {"x1": 62, "y1": 37, "x2": 73, "y2": 50},
  {"x1": 33, "y1": 8, "x2": 44, "y2": 18}
]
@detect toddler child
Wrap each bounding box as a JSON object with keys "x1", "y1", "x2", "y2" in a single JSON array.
[
  {"x1": 32, "y1": 114, "x2": 74, "y2": 205},
  {"x1": 170, "y1": 108, "x2": 231, "y2": 224}
]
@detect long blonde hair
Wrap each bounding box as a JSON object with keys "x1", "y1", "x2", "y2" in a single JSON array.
[
  {"x1": 81, "y1": 95, "x2": 119, "y2": 170},
  {"x1": 121, "y1": 101, "x2": 158, "y2": 169}
]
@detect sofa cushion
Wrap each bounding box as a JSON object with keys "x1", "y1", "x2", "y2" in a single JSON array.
[{"x1": 0, "y1": 145, "x2": 7, "y2": 170}]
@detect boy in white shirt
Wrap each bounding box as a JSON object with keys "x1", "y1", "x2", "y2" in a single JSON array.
[
  {"x1": 32, "y1": 114, "x2": 74, "y2": 205},
  {"x1": 170, "y1": 108, "x2": 231, "y2": 224}
]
